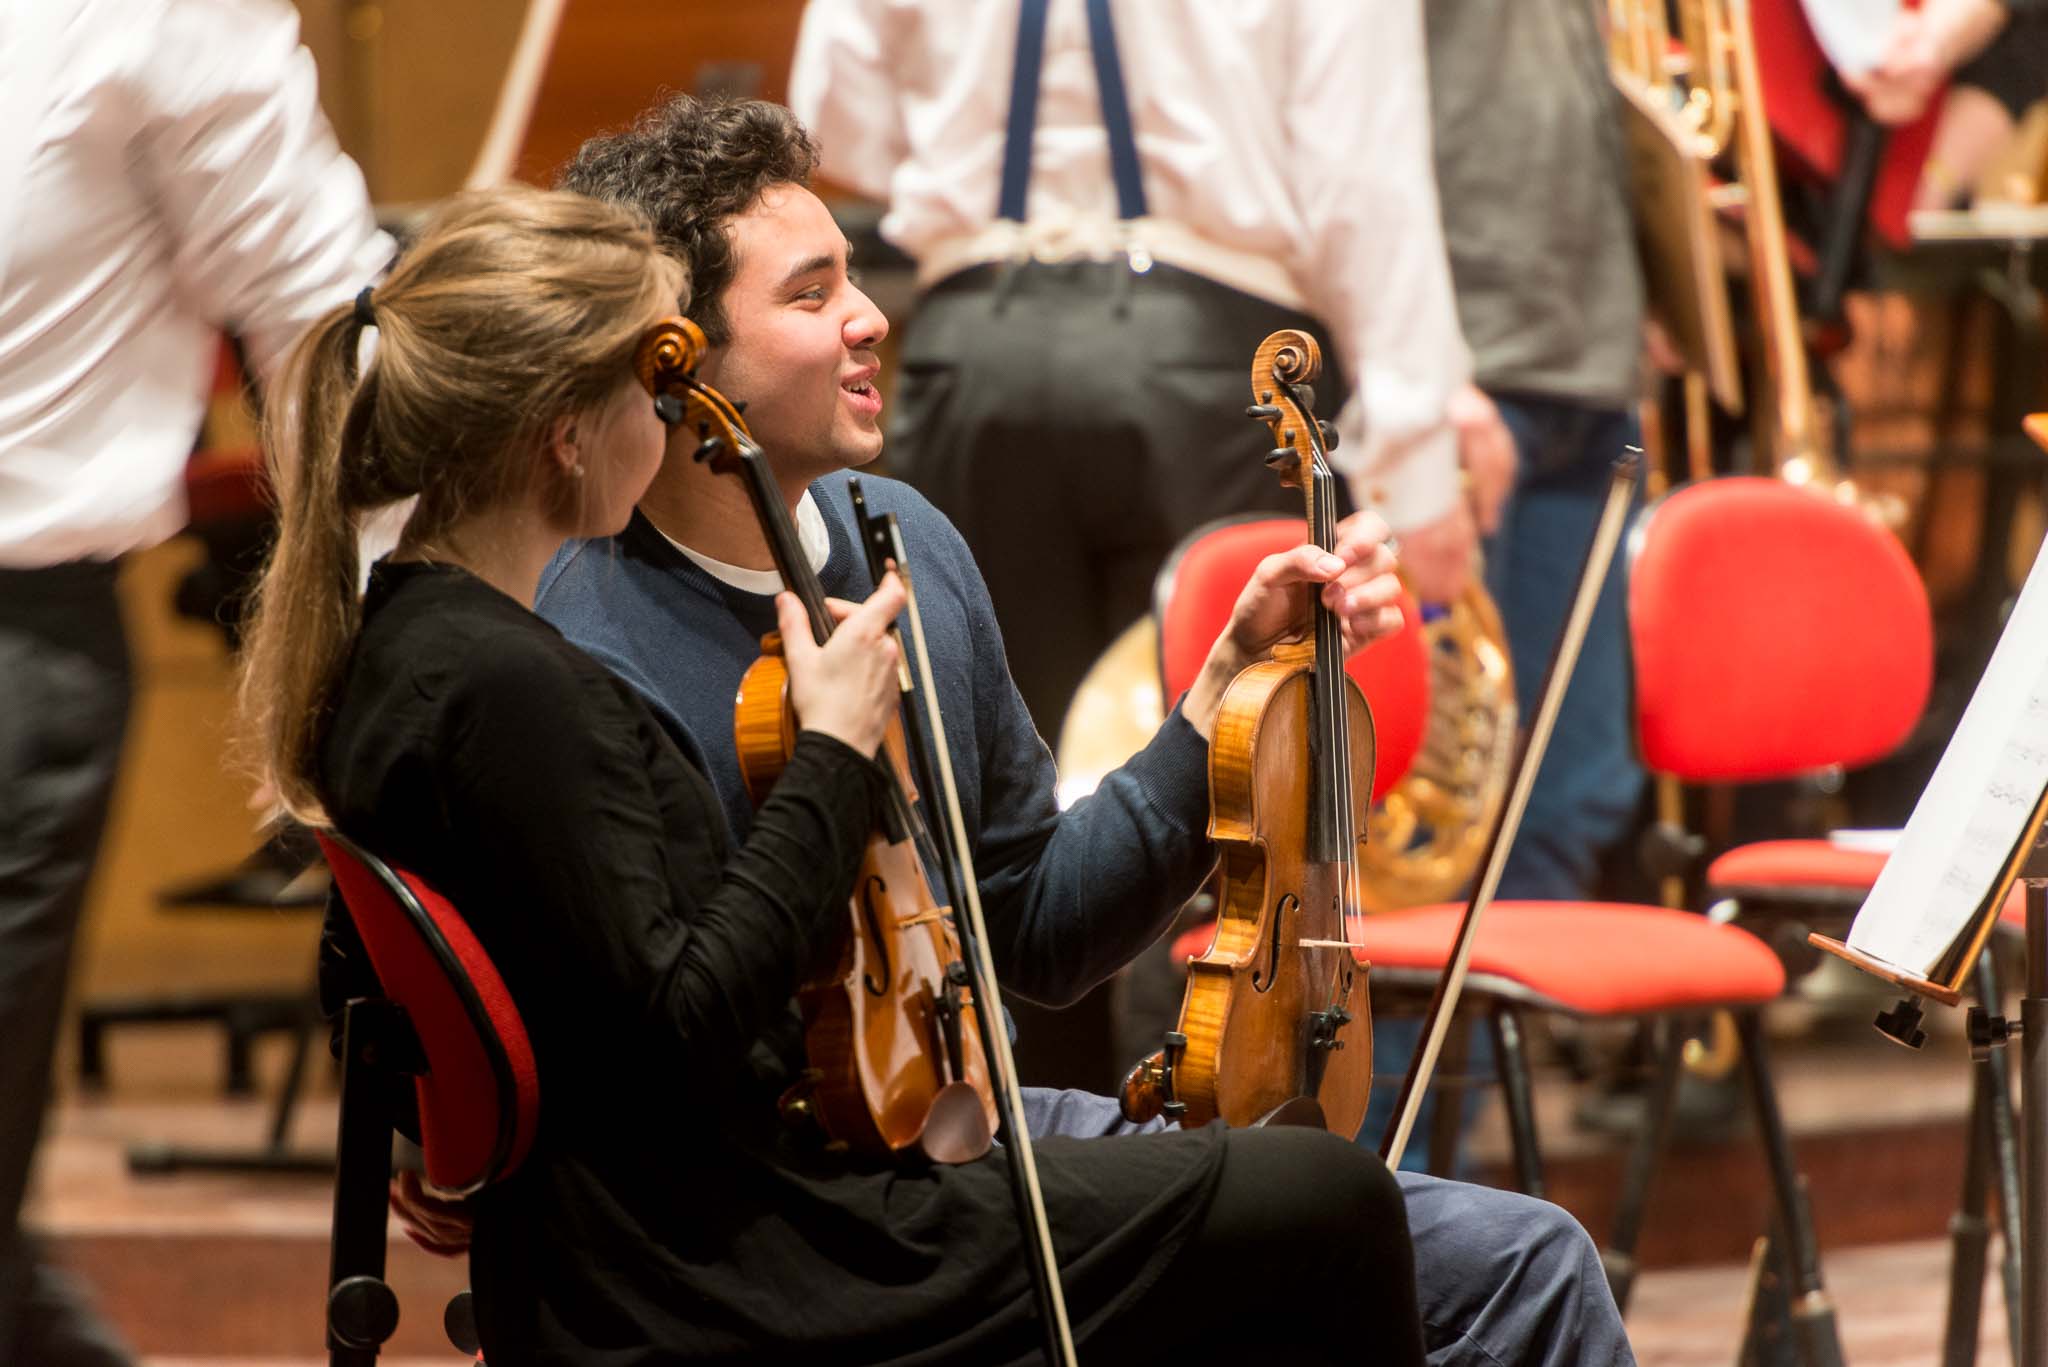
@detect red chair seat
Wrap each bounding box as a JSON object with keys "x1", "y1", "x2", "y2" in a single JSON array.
[
  {"x1": 1710, "y1": 836, "x2": 2031, "y2": 928},
  {"x1": 1707, "y1": 839, "x2": 1887, "y2": 892},
  {"x1": 1171, "y1": 902, "x2": 1785, "y2": 1017}
]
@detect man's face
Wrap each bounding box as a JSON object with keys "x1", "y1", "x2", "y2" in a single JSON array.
[{"x1": 694, "y1": 184, "x2": 889, "y2": 483}]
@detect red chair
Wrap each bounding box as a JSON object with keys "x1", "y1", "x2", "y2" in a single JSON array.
[
  {"x1": 317, "y1": 832, "x2": 540, "y2": 1366},
  {"x1": 1153, "y1": 514, "x2": 1431, "y2": 798},
  {"x1": 1649, "y1": 479, "x2": 2026, "y2": 1357},
  {"x1": 1153, "y1": 492, "x2": 1838, "y2": 1363},
  {"x1": 1646, "y1": 473, "x2": 1935, "y2": 947}
]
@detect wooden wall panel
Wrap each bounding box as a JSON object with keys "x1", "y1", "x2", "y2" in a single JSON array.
[
  {"x1": 358, "y1": 0, "x2": 530, "y2": 203},
  {"x1": 290, "y1": 1, "x2": 807, "y2": 205},
  {"x1": 510, "y1": 0, "x2": 807, "y2": 187}
]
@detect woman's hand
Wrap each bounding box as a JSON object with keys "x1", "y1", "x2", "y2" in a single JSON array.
[
  {"x1": 781, "y1": 573, "x2": 906, "y2": 757},
  {"x1": 390, "y1": 1169, "x2": 473, "y2": 1258},
  {"x1": 1182, "y1": 511, "x2": 1405, "y2": 739}
]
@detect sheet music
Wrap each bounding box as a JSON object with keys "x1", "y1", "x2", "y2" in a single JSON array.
[{"x1": 1848, "y1": 537, "x2": 2048, "y2": 976}]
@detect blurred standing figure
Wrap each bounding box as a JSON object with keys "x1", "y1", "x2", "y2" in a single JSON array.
[
  {"x1": 791, "y1": 0, "x2": 1506, "y2": 739},
  {"x1": 790, "y1": 0, "x2": 1505, "y2": 1092},
  {"x1": 0, "y1": 2, "x2": 388, "y2": 1358},
  {"x1": 1845, "y1": 0, "x2": 2048, "y2": 128},
  {"x1": 1356, "y1": 0, "x2": 1650, "y2": 1162},
  {"x1": 1839, "y1": 0, "x2": 2048, "y2": 209},
  {"x1": 1425, "y1": 0, "x2": 1647, "y2": 906}
]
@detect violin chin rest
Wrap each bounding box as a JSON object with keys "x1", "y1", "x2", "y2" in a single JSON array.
[
  {"x1": 1253, "y1": 1096, "x2": 1327, "y2": 1130},
  {"x1": 1115, "y1": 1051, "x2": 1167, "y2": 1127},
  {"x1": 917, "y1": 1080, "x2": 995, "y2": 1166}
]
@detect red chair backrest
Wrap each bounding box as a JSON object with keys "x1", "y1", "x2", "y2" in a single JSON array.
[
  {"x1": 1155, "y1": 516, "x2": 1430, "y2": 801},
  {"x1": 318, "y1": 833, "x2": 540, "y2": 1195},
  {"x1": 1628, "y1": 477, "x2": 1932, "y2": 783}
]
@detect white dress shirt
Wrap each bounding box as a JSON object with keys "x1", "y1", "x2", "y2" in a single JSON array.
[
  {"x1": 0, "y1": 0, "x2": 392, "y2": 568},
  {"x1": 789, "y1": 0, "x2": 1472, "y2": 530}
]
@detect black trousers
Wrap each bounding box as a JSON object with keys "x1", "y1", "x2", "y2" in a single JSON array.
[
  {"x1": 890, "y1": 260, "x2": 1349, "y2": 738},
  {"x1": 0, "y1": 562, "x2": 135, "y2": 1366},
  {"x1": 888, "y1": 263, "x2": 1348, "y2": 1093},
  {"x1": 1085, "y1": 1125, "x2": 1423, "y2": 1365}
]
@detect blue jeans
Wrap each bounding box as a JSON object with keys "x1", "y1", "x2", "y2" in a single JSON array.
[
  {"x1": 1363, "y1": 396, "x2": 1646, "y2": 1169},
  {"x1": 1484, "y1": 394, "x2": 1646, "y2": 902},
  {"x1": 1026, "y1": 1087, "x2": 1635, "y2": 1365}
]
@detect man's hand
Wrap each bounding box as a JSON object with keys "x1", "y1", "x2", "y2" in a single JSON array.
[
  {"x1": 391, "y1": 1169, "x2": 474, "y2": 1258},
  {"x1": 1394, "y1": 503, "x2": 1476, "y2": 607},
  {"x1": 1642, "y1": 317, "x2": 1687, "y2": 378},
  {"x1": 1182, "y1": 510, "x2": 1404, "y2": 739},
  {"x1": 1448, "y1": 383, "x2": 1516, "y2": 535}
]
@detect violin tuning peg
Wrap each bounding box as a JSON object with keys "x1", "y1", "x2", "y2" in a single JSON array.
[
  {"x1": 1293, "y1": 383, "x2": 1316, "y2": 410},
  {"x1": 654, "y1": 394, "x2": 684, "y2": 426},
  {"x1": 1264, "y1": 447, "x2": 1293, "y2": 467},
  {"x1": 732, "y1": 398, "x2": 748, "y2": 415},
  {"x1": 692, "y1": 437, "x2": 725, "y2": 464},
  {"x1": 1319, "y1": 421, "x2": 1340, "y2": 450},
  {"x1": 1245, "y1": 403, "x2": 1281, "y2": 421}
]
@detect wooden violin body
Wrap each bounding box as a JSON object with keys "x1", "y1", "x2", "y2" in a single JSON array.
[
  {"x1": 1120, "y1": 328, "x2": 1377, "y2": 1138},
  {"x1": 735, "y1": 642, "x2": 996, "y2": 1163},
  {"x1": 1171, "y1": 642, "x2": 1376, "y2": 1134},
  {"x1": 660, "y1": 335, "x2": 996, "y2": 1167}
]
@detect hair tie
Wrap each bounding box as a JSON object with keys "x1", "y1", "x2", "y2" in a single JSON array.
[{"x1": 353, "y1": 285, "x2": 378, "y2": 329}]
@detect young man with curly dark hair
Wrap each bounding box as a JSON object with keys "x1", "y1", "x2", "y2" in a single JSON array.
[{"x1": 527, "y1": 93, "x2": 1634, "y2": 1366}]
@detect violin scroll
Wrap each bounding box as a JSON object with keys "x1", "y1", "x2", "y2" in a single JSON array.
[
  {"x1": 1245, "y1": 329, "x2": 1339, "y2": 488},
  {"x1": 635, "y1": 316, "x2": 707, "y2": 426},
  {"x1": 1257, "y1": 330, "x2": 1320, "y2": 389}
]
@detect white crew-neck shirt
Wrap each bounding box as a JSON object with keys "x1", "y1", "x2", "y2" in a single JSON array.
[{"x1": 654, "y1": 489, "x2": 832, "y2": 593}]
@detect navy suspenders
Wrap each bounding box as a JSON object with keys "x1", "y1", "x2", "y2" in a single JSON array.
[{"x1": 997, "y1": 0, "x2": 1149, "y2": 224}]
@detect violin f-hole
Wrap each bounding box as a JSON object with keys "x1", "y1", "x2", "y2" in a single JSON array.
[
  {"x1": 1254, "y1": 894, "x2": 1299, "y2": 992},
  {"x1": 858, "y1": 875, "x2": 894, "y2": 996}
]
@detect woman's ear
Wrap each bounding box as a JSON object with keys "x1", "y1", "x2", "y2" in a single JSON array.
[{"x1": 543, "y1": 411, "x2": 585, "y2": 482}]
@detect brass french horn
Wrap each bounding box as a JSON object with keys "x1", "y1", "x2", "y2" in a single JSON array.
[
  {"x1": 1355, "y1": 582, "x2": 1518, "y2": 912},
  {"x1": 1055, "y1": 581, "x2": 1517, "y2": 913}
]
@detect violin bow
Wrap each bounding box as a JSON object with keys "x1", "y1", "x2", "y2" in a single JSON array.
[
  {"x1": 850, "y1": 481, "x2": 1079, "y2": 1367},
  {"x1": 1379, "y1": 452, "x2": 1641, "y2": 1170}
]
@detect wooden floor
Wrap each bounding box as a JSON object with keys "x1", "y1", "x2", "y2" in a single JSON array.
[
  {"x1": 28, "y1": 1070, "x2": 2027, "y2": 1364},
  {"x1": 23, "y1": 542, "x2": 2038, "y2": 1363}
]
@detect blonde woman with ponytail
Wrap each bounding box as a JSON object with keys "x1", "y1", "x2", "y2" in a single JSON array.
[{"x1": 235, "y1": 185, "x2": 909, "y2": 1361}]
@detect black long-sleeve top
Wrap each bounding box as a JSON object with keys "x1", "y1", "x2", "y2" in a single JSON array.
[{"x1": 317, "y1": 561, "x2": 1223, "y2": 1365}]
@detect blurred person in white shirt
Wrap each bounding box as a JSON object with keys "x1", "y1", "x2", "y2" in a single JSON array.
[
  {"x1": 0, "y1": 2, "x2": 389, "y2": 1358},
  {"x1": 790, "y1": 0, "x2": 1508, "y2": 1093},
  {"x1": 790, "y1": 0, "x2": 1509, "y2": 740}
]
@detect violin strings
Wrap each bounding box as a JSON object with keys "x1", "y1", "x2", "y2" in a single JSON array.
[{"x1": 1307, "y1": 415, "x2": 1364, "y2": 961}]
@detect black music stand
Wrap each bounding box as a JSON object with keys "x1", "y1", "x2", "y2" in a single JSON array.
[{"x1": 1814, "y1": 826, "x2": 2048, "y2": 1367}]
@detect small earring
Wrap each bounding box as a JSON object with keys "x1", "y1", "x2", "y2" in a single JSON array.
[{"x1": 568, "y1": 463, "x2": 585, "y2": 480}]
